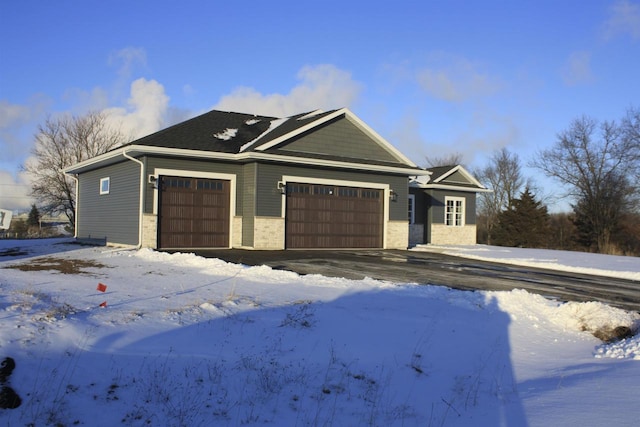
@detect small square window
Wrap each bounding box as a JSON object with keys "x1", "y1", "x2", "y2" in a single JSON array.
[{"x1": 100, "y1": 177, "x2": 110, "y2": 195}]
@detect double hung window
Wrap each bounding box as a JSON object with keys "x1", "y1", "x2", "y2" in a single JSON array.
[{"x1": 445, "y1": 197, "x2": 464, "y2": 226}]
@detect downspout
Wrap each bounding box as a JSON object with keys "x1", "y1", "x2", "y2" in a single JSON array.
[
  {"x1": 63, "y1": 172, "x2": 79, "y2": 238},
  {"x1": 122, "y1": 149, "x2": 145, "y2": 249}
]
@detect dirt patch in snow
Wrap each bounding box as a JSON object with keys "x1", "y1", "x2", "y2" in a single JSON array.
[{"x1": 3, "y1": 257, "x2": 107, "y2": 275}]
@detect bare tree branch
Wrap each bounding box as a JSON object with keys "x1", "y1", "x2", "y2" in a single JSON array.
[
  {"x1": 530, "y1": 108, "x2": 640, "y2": 253},
  {"x1": 22, "y1": 111, "x2": 130, "y2": 230},
  {"x1": 474, "y1": 148, "x2": 527, "y2": 244}
]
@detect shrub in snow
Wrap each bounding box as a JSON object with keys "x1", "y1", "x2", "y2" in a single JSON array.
[{"x1": 592, "y1": 325, "x2": 634, "y2": 343}]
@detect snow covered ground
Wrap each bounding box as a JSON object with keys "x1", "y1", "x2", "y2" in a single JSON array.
[
  {"x1": 412, "y1": 244, "x2": 640, "y2": 281},
  {"x1": 0, "y1": 238, "x2": 638, "y2": 426}
]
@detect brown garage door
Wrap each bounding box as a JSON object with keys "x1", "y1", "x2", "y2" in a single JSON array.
[
  {"x1": 286, "y1": 183, "x2": 383, "y2": 249},
  {"x1": 158, "y1": 176, "x2": 230, "y2": 249}
]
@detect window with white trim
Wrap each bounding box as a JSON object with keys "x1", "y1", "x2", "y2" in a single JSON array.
[
  {"x1": 408, "y1": 194, "x2": 415, "y2": 224},
  {"x1": 445, "y1": 196, "x2": 464, "y2": 226},
  {"x1": 100, "y1": 177, "x2": 110, "y2": 195}
]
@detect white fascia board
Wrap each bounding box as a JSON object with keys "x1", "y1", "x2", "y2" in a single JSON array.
[
  {"x1": 63, "y1": 146, "x2": 238, "y2": 174},
  {"x1": 433, "y1": 164, "x2": 487, "y2": 189},
  {"x1": 64, "y1": 145, "x2": 429, "y2": 176},
  {"x1": 63, "y1": 149, "x2": 125, "y2": 174},
  {"x1": 341, "y1": 109, "x2": 417, "y2": 167},
  {"x1": 420, "y1": 183, "x2": 493, "y2": 193},
  {"x1": 245, "y1": 152, "x2": 428, "y2": 175}
]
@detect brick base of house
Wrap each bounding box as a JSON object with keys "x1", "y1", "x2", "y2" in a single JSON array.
[
  {"x1": 386, "y1": 221, "x2": 409, "y2": 249},
  {"x1": 429, "y1": 224, "x2": 476, "y2": 245},
  {"x1": 232, "y1": 216, "x2": 242, "y2": 248},
  {"x1": 142, "y1": 214, "x2": 157, "y2": 248},
  {"x1": 253, "y1": 216, "x2": 285, "y2": 250}
]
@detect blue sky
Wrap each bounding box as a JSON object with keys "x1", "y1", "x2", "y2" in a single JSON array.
[{"x1": 1, "y1": 0, "x2": 639, "y2": 212}]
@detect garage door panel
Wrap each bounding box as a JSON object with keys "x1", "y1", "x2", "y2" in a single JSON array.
[
  {"x1": 159, "y1": 176, "x2": 230, "y2": 249},
  {"x1": 286, "y1": 183, "x2": 383, "y2": 249}
]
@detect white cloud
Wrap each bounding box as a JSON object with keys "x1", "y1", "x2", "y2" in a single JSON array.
[
  {"x1": 104, "y1": 78, "x2": 170, "y2": 139},
  {"x1": 561, "y1": 51, "x2": 595, "y2": 86},
  {"x1": 109, "y1": 47, "x2": 148, "y2": 79},
  {"x1": 0, "y1": 169, "x2": 34, "y2": 211},
  {"x1": 602, "y1": 0, "x2": 640, "y2": 41},
  {"x1": 415, "y1": 54, "x2": 503, "y2": 102},
  {"x1": 0, "y1": 100, "x2": 31, "y2": 129},
  {"x1": 214, "y1": 64, "x2": 362, "y2": 117}
]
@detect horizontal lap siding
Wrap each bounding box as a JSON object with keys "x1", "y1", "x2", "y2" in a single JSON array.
[
  {"x1": 77, "y1": 161, "x2": 140, "y2": 245},
  {"x1": 427, "y1": 189, "x2": 477, "y2": 225},
  {"x1": 277, "y1": 117, "x2": 400, "y2": 163}
]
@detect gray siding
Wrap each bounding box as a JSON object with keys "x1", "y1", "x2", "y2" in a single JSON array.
[
  {"x1": 425, "y1": 189, "x2": 477, "y2": 226},
  {"x1": 276, "y1": 117, "x2": 401, "y2": 164},
  {"x1": 441, "y1": 170, "x2": 470, "y2": 184},
  {"x1": 77, "y1": 160, "x2": 140, "y2": 245},
  {"x1": 255, "y1": 163, "x2": 409, "y2": 221}
]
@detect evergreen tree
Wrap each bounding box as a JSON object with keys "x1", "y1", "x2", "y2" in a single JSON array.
[
  {"x1": 27, "y1": 204, "x2": 40, "y2": 228},
  {"x1": 493, "y1": 188, "x2": 550, "y2": 248}
]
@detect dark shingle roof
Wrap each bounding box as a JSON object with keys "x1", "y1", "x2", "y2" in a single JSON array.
[
  {"x1": 427, "y1": 165, "x2": 458, "y2": 181},
  {"x1": 121, "y1": 109, "x2": 343, "y2": 154},
  {"x1": 124, "y1": 110, "x2": 278, "y2": 153}
]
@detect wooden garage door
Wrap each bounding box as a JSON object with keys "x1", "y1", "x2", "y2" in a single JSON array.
[
  {"x1": 158, "y1": 176, "x2": 230, "y2": 249},
  {"x1": 286, "y1": 183, "x2": 383, "y2": 248}
]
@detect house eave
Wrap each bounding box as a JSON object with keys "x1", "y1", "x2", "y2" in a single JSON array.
[
  {"x1": 415, "y1": 183, "x2": 492, "y2": 193},
  {"x1": 64, "y1": 145, "x2": 429, "y2": 176}
]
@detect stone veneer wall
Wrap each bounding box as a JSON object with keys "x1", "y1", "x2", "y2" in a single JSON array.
[
  {"x1": 429, "y1": 224, "x2": 476, "y2": 245},
  {"x1": 141, "y1": 214, "x2": 157, "y2": 248},
  {"x1": 253, "y1": 216, "x2": 285, "y2": 249},
  {"x1": 232, "y1": 216, "x2": 242, "y2": 248},
  {"x1": 386, "y1": 220, "x2": 409, "y2": 249}
]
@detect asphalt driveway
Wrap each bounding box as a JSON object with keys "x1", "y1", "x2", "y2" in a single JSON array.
[{"x1": 184, "y1": 248, "x2": 640, "y2": 312}]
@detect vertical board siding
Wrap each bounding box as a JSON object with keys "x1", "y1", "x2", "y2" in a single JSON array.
[
  {"x1": 241, "y1": 163, "x2": 257, "y2": 247},
  {"x1": 77, "y1": 161, "x2": 140, "y2": 245}
]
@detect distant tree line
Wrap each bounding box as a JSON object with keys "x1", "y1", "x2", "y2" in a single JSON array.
[
  {"x1": 472, "y1": 107, "x2": 640, "y2": 256},
  {"x1": 2, "y1": 204, "x2": 70, "y2": 239}
]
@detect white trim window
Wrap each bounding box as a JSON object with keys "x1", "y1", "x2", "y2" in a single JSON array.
[
  {"x1": 100, "y1": 177, "x2": 110, "y2": 195},
  {"x1": 408, "y1": 194, "x2": 415, "y2": 224},
  {"x1": 445, "y1": 196, "x2": 464, "y2": 226}
]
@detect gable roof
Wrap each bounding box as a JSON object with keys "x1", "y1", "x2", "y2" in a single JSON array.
[
  {"x1": 65, "y1": 108, "x2": 427, "y2": 176},
  {"x1": 411, "y1": 165, "x2": 491, "y2": 193}
]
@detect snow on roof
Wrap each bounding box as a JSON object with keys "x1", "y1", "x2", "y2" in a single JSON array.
[
  {"x1": 213, "y1": 128, "x2": 238, "y2": 141},
  {"x1": 296, "y1": 109, "x2": 325, "y2": 121},
  {"x1": 239, "y1": 117, "x2": 288, "y2": 152},
  {"x1": 245, "y1": 118, "x2": 261, "y2": 125}
]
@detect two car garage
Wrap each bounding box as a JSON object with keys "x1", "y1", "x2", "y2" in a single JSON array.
[{"x1": 158, "y1": 176, "x2": 384, "y2": 250}]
